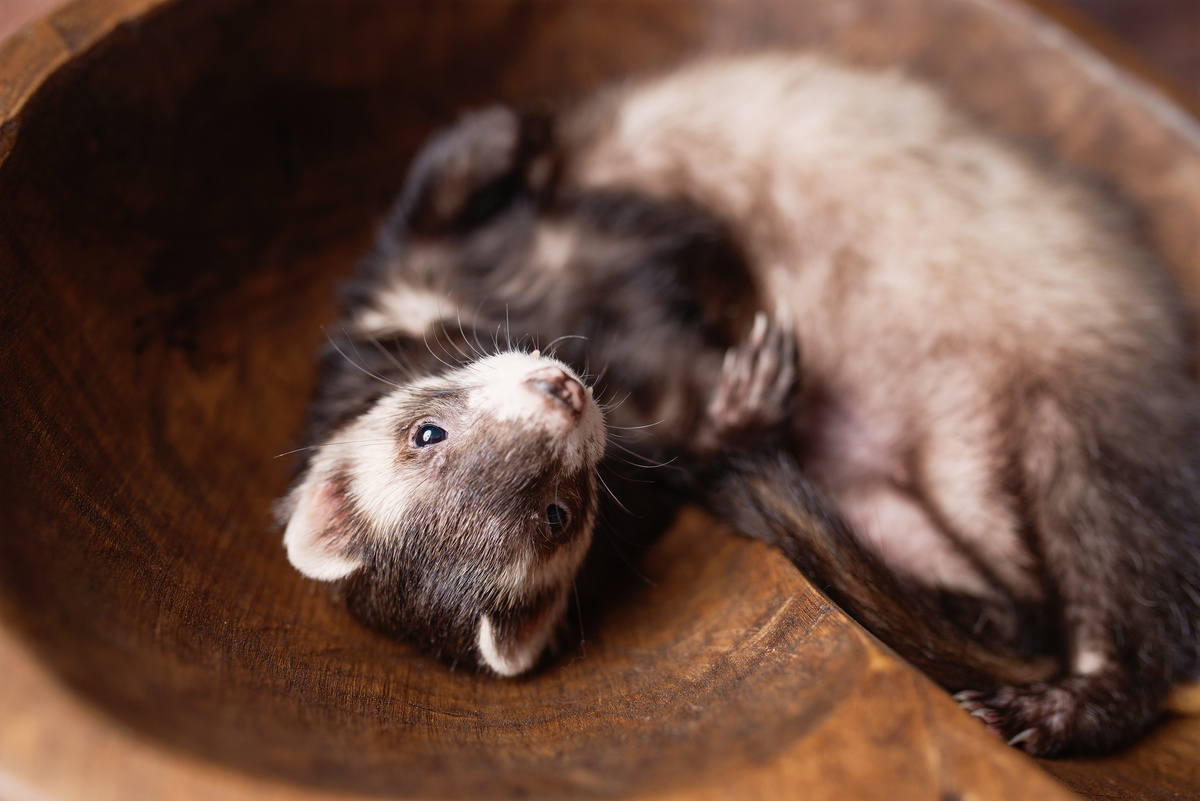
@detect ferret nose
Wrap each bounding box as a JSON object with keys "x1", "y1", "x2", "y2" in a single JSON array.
[{"x1": 526, "y1": 366, "x2": 586, "y2": 415}]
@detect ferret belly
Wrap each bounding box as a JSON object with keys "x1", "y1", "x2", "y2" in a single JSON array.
[
  {"x1": 767, "y1": 261, "x2": 1043, "y2": 602},
  {"x1": 794, "y1": 357, "x2": 1038, "y2": 602}
]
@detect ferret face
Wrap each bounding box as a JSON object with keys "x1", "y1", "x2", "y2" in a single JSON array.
[{"x1": 279, "y1": 352, "x2": 606, "y2": 676}]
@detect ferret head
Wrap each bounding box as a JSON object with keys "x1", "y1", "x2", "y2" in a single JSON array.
[{"x1": 278, "y1": 351, "x2": 606, "y2": 676}]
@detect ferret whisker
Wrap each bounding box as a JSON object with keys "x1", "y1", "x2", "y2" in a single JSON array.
[
  {"x1": 440, "y1": 319, "x2": 475, "y2": 363},
  {"x1": 326, "y1": 329, "x2": 404, "y2": 390},
  {"x1": 597, "y1": 391, "x2": 633, "y2": 415},
  {"x1": 598, "y1": 461, "x2": 660, "y2": 482},
  {"x1": 591, "y1": 359, "x2": 612, "y2": 388},
  {"x1": 470, "y1": 304, "x2": 491, "y2": 359},
  {"x1": 594, "y1": 472, "x2": 633, "y2": 516},
  {"x1": 571, "y1": 578, "x2": 586, "y2": 661},
  {"x1": 346, "y1": 335, "x2": 386, "y2": 381},
  {"x1": 365, "y1": 331, "x2": 414, "y2": 380},
  {"x1": 608, "y1": 420, "x2": 667, "y2": 432},
  {"x1": 543, "y1": 333, "x2": 590, "y2": 355},
  {"x1": 273, "y1": 438, "x2": 396, "y2": 459},
  {"x1": 605, "y1": 441, "x2": 678, "y2": 470},
  {"x1": 421, "y1": 327, "x2": 457, "y2": 371},
  {"x1": 455, "y1": 311, "x2": 486, "y2": 361}
]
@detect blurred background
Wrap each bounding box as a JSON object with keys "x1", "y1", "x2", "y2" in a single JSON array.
[
  {"x1": 1, "y1": 0, "x2": 1198, "y2": 102},
  {"x1": 1064, "y1": 0, "x2": 1200, "y2": 99}
]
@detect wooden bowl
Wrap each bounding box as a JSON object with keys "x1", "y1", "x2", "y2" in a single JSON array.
[{"x1": 2, "y1": 1, "x2": 1199, "y2": 799}]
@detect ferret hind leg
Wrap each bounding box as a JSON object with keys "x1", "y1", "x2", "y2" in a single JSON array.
[{"x1": 960, "y1": 374, "x2": 1200, "y2": 755}]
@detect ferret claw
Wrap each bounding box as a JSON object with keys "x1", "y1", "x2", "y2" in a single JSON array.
[{"x1": 1007, "y1": 728, "x2": 1037, "y2": 747}]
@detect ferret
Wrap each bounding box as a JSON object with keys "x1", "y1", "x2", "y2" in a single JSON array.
[{"x1": 276, "y1": 53, "x2": 1200, "y2": 757}]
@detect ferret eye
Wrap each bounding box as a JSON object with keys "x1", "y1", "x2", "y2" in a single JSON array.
[
  {"x1": 546, "y1": 504, "x2": 568, "y2": 528},
  {"x1": 414, "y1": 423, "x2": 448, "y2": 447}
]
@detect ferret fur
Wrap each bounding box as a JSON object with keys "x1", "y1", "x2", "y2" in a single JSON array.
[{"x1": 277, "y1": 53, "x2": 1200, "y2": 756}]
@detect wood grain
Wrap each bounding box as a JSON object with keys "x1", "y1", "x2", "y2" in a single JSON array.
[{"x1": 0, "y1": 0, "x2": 1198, "y2": 799}]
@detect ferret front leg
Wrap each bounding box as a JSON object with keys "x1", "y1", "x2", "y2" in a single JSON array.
[{"x1": 694, "y1": 310, "x2": 798, "y2": 455}]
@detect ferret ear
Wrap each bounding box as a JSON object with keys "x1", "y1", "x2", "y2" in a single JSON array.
[
  {"x1": 280, "y1": 475, "x2": 365, "y2": 581},
  {"x1": 398, "y1": 105, "x2": 557, "y2": 237},
  {"x1": 476, "y1": 595, "x2": 566, "y2": 677}
]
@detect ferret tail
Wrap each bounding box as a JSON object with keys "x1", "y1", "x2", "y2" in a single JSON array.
[{"x1": 700, "y1": 449, "x2": 1057, "y2": 689}]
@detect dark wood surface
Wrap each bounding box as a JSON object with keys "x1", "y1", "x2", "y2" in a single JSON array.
[
  {"x1": 1064, "y1": 0, "x2": 1200, "y2": 100},
  {"x1": 4, "y1": 0, "x2": 1193, "y2": 105},
  {"x1": 4, "y1": 4, "x2": 1197, "y2": 111},
  {"x1": 1, "y1": 1, "x2": 1200, "y2": 800}
]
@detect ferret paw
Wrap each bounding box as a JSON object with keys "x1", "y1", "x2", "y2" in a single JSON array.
[
  {"x1": 954, "y1": 684, "x2": 1078, "y2": 757},
  {"x1": 698, "y1": 309, "x2": 798, "y2": 452}
]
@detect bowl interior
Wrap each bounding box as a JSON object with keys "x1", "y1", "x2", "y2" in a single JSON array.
[{"x1": 4, "y1": 0, "x2": 1200, "y2": 797}]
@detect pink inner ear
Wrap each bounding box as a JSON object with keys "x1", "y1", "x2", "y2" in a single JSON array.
[
  {"x1": 283, "y1": 474, "x2": 365, "y2": 581},
  {"x1": 477, "y1": 593, "x2": 567, "y2": 677}
]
